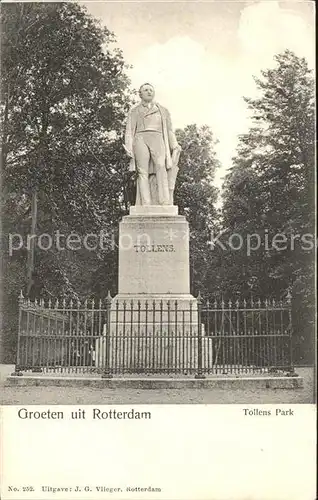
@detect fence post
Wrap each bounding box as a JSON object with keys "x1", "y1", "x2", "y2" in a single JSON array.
[
  {"x1": 286, "y1": 290, "x2": 297, "y2": 377},
  {"x1": 195, "y1": 292, "x2": 205, "y2": 379},
  {"x1": 11, "y1": 291, "x2": 24, "y2": 376},
  {"x1": 101, "y1": 290, "x2": 113, "y2": 379},
  {"x1": 31, "y1": 297, "x2": 43, "y2": 373}
]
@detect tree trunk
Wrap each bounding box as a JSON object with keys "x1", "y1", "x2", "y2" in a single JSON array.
[{"x1": 26, "y1": 190, "x2": 38, "y2": 297}]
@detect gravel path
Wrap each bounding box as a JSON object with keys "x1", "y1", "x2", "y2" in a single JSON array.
[{"x1": 1, "y1": 365, "x2": 314, "y2": 405}]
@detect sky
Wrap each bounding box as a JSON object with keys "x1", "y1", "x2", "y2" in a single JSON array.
[{"x1": 84, "y1": 0, "x2": 315, "y2": 194}]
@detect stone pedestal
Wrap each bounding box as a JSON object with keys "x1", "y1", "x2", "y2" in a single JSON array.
[
  {"x1": 95, "y1": 206, "x2": 198, "y2": 371},
  {"x1": 118, "y1": 205, "x2": 190, "y2": 295},
  {"x1": 112, "y1": 205, "x2": 197, "y2": 332}
]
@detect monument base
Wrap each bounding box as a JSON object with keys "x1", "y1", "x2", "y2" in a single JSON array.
[
  {"x1": 108, "y1": 293, "x2": 198, "y2": 335},
  {"x1": 94, "y1": 294, "x2": 200, "y2": 371},
  {"x1": 94, "y1": 336, "x2": 200, "y2": 373},
  {"x1": 118, "y1": 207, "x2": 190, "y2": 295},
  {"x1": 101, "y1": 204, "x2": 198, "y2": 371},
  {"x1": 129, "y1": 205, "x2": 178, "y2": 216}
]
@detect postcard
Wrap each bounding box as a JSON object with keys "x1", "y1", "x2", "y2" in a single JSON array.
[{"x1": 1, "y1": 1, "x2": 316, "y2": 499}]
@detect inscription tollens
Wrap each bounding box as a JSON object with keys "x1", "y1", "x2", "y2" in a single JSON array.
[{"x1": 134, "y1": 244, "x2": 176, "y2": 253}]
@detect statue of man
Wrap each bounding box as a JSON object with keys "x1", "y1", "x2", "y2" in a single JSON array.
[{"x1": 124, "y1": 83, "x2": 181, "y2": 206}]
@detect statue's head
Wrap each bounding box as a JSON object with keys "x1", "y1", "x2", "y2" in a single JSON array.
[{"x1": 139, "y1": 83, "x2": 155, "y2": 103}]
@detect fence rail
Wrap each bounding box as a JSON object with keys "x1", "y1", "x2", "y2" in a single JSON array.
[{"x1": 13, "y1": 292, "x2": 295, "y2": 377}]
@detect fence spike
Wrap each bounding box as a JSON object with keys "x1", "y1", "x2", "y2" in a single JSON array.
[
  {"x1": 235, "y1": 299, "x2": 239, "y2": 308},
  {"x1": 221, "y1": 297, "x2": 225, "y2": 308},
  {"x1": 265, "y1": 298, "x2": 268, "y2": 308},
  {"x1": 107, "y1": 290, "x2": 112, "y2": 300},
  {"x1": 91, "y1": 298, "x2": 95, "y2": 309},
  {"x1": 19, "y1": 290, "x2": 24, "y2": 299},
  {"x1": 48, "y1": 297, "x2": 52, "y2": 308},
  {"x1": 228, "y1": 299, "x2": 232, "y2": 308},
  {"x1": 243, "y1": 298, "x2": 247, "y2": 308},
  {"x1": 55, "y1": 298, "x2": 59, "y2": 309},
  {"x1": 257, "y1": 298, "x2": 261, "y2": 307},
  {"x1": 214, "y1": 298, "x2": 217, "y2": 308},
  {"x1": 286, "y1": 289, "x2": 292, "y2": 303}
]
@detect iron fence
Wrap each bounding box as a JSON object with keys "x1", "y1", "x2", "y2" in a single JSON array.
[{"x1": 13, "y1": 291, "x2": 295, "y2": 377}]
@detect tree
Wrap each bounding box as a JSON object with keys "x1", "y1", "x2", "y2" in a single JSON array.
[
  {"x1": 1, "y1": 3, "x2": 132, "y2": 361},
  {"x1": 221, "y1": 50, "x2": 315, "y2": 363}
]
